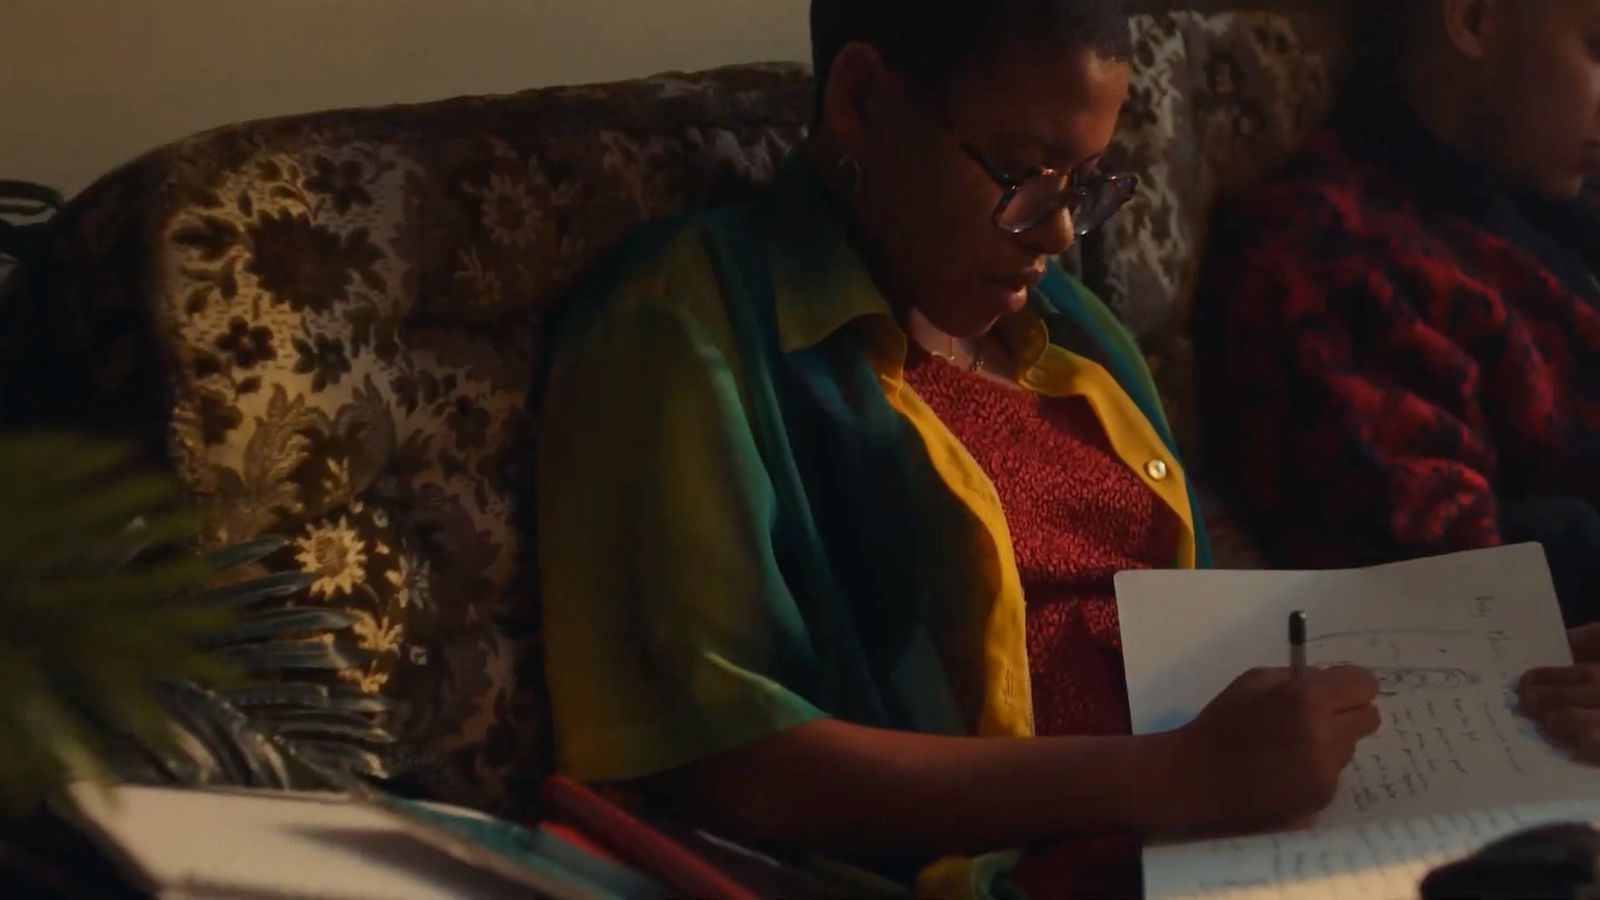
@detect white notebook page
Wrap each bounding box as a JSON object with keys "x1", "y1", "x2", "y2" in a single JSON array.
[
  {"x1": 67, "y1": 783, "x2": 551, "y2": 900},
  {"x1": 1144, "y1": 798, "x2": 1600, "y2": 900},
  {"x1": 1116, "y1": 545, "x2": 1600, "y2": 897}
]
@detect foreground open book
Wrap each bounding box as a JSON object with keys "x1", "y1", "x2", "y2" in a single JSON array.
[
  {"x1": 1117, "y1": 544, "x2": 1600, "y2": 899},
  {"x1": 63, "y1": 783, "x2": 638, "y2": 900},
  {"x1": 62, "y1": 776, "x2": 907, "y2": 898}
]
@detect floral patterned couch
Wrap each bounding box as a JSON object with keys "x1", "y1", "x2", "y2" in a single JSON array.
[{"x1": 7, "y1": 8, "x2": 1345, "y2": 816}]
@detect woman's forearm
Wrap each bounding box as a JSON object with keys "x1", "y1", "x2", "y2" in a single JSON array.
[{"x1": 646, "y1": 718, "x2": 1192, "y2": 857}]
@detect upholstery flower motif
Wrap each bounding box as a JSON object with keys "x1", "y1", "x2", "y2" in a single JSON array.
[
  {"x1": 246, "y1": 211, "x2": 382, "y2": 313},
  {"x1": 214, "y1": 317, "x2": 276, "y2": 369},
  {"x1": 321, "y1": 456, "x2": 352, "y2": 504},
  {"x1": 445, "y1": 396, "x2": 490, "y2": 451},
  {"x1": 478, "y1": 172, "x2": 540, "y2": 250},
  {"x1": 452, "y1": 247, "x2": 504, "y2": 309},
  {"x1": 339, "y1": 666, "x2": 389, "y2": 695},
  {"x1": 39, "y1": 59, "x2": 823, "y2": 807},
  {"x1": 172, "y1": 215, "x2": 240, "y2": 262},
  {"x1": 1205, "y1": 55, "x2": 1243, "y2": 99},
  {"x1": 292, "y1": 334, "x2": 352, "y2": 392},
  {"x1": 296, "y1": 516, "x2": 369, "y2": 599},
  {"x1": 386, "y1": 554, "x2": 433, "y2": 610},
  {"x1": 305, "y1": 156, "x2": 374, "y2": 214},
  {"x1": 1232, "y1": 104, "x2": 1265, "y2": 139},
  {"x1": 351, "y1": 609, "x2": 403, "y2": 654},
  {"x1": 1118, "y1": 81, "x2": 1163, "y2": 132},
  {"x1": 389, "y1": 370, "x2": 422, "y2": 414},
  {"x1": 195, "y1": 388, "x2": 243, "y2": 446}
]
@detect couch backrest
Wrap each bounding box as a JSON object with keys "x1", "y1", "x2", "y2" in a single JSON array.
[
  {"x1": 25, "y1": 8, "x2": 1346, "y2": 813},
  {"x1": 1081, "y1": 8, "x2": 1345, "y2": 454},
  {"x1": 33, "y1": 64, "x2": 811, "y2": 814}
]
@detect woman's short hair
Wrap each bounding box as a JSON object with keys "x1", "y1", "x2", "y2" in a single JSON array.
[{"x1": 810, "y1": 0, "x2": 1132, "y2": 116}]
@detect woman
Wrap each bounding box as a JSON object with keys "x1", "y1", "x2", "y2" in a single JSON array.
[
  {"x1": 538, "y1": 0, "x2": 1380, "y2": 894},
  {"x1": 1194, "y1": 0, "x2": 1600, "y2": 623}
]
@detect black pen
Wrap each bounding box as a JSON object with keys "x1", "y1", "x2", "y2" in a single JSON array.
[{"x1": 1289, "y1": 610, "x2": 1307, "y2": 681}]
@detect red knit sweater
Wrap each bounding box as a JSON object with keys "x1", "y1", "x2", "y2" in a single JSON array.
[
  {"x1": 903, "y1": 354, "x2": 1179, "y2": 736},
  {"x1": 905, "y1": 354, "x2": 1176, "y2": 894}
]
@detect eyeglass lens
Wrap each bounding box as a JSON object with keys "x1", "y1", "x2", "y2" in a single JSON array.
[{"x1": 995, "y1": 174, "x2": 1137, "y2": 236}]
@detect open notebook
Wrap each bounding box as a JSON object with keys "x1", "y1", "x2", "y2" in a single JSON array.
[
  {"x1": 64, "y1": 782, "x2": 638, "y2": 900},
  {"x1": 1116, "y1": 544, "x2": 1600, "y2": 899}
]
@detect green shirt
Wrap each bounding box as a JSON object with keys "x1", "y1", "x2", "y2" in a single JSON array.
[
  {"x1": 538, "y1": 149, "x2": 1209, "y2": 787},
  {"x1": 537, "y1": 150, "x2": 1210, "y2": 898}
]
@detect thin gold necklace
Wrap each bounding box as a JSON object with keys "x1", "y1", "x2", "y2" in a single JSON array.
[{"x1": 931, "y1": 335, "x2": 984, "y2": 373}]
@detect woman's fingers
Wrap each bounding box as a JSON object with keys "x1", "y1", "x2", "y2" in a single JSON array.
[
  {"x1": 1538, "y1": 707, "x2": 1600, "y2": 762},
  {"x1": 1569, "y1": 624, "x2": 1600, "y2": 664},
  {"x1": 1519, "y1": 683, "x2": 1600, "y2": 715},
  {"x1": 1521, "y1": 663, "x2": 1600, "y2": 688}
]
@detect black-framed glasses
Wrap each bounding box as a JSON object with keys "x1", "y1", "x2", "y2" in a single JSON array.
[{"x1": 951, "y1": 134, "x2": 1138, "y2": 236}]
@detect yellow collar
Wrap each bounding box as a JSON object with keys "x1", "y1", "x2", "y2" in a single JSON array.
[{"x1": 747, "y1": 151, "x2": 1058, "y2": 378}]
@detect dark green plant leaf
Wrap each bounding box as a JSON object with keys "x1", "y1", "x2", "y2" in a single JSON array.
[
  {"x1": 9, "y1": 477, "x2": 187, "y2": 564},
  {"x1": 200, "y1": 608, "x2": 359, "y2": 647},
  {"x1": 201, "y1": 535, "x2": 290, "y2": 572},
  {"x1": 262, "y1": 709, "x2": 396, "y2": 743},
  {"x1": 0, "y1": 428, "x2": 409, "y2": 816},
  {"x1": 40, "y1": 558, "x2": 220, "y2": 615},
  {"x1": 214, "y1": 640, "x2": 377, "y2": 674},
  {"x1": 215, "y1": 682, "x2": 332, "y2": 710},
  {"x1": 202, "y1": 571, "x2": 316, "y2": 610},
  {"x1": 76, "y1": 516, "x2": 201, "y2": 577},
  {"x1": 0, "y1": 667, "x2": 74, "y2": 816},
  {"x1": 288, "y1": 740, "x2": 389, "y2": 779},
  {"x1": 0, "y1": 433, "x2": 128, "y2": 485},
  {"x1": 156, "y1": 681, "x2": 291, "y2": 789},
  {"x1": 119, "y1": 724, "x2": 209, "y2": 786},
  {"x1": 327, "y1": 689, "x2": 398, "y2": 713},
  {"x1": 0, "y1": 430, "x2": 245, "y2": 815}
]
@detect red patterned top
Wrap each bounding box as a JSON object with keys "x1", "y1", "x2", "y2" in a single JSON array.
[{"x1": 903, "y1": 352, "x2": 1180, "y2": 737}]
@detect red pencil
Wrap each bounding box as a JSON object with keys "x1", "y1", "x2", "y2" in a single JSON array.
[{"x1": 540, "y1": 774, "x2": 761, "y2": 900}]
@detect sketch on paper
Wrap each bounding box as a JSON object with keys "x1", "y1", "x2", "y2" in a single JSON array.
[
  {"x1": 1303, "y1": 628, "x2": 1503, "y2": 693},
  {"x1": 1367, "y1": 666, "x2": 1482, "y2": 695},
  {"x1": 1308, "y1": 628, "x2": 1514, "y2": 671}
]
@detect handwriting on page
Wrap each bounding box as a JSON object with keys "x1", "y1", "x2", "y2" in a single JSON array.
[
  {"x1": 1342, "y1": 693, "x2": 1531, "y2": 817},
  {"x1": 1302, "y1": 618, "x2": 1561, "y2": 823},
  {"x1": 1147, "y1": 799, "x2": 1600, "y2": 900},
  {"x1": 1118, "y1": 545, "x2": 1594, "y2": 898}
]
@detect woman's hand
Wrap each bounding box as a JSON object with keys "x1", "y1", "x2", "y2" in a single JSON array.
[
  {"x1": 1169, "y1": 666, "x2": 1381, "y2": 834},
  {"x1": 1569, "y1": 623, "x2": 1600, "y2": 663},
  {"x1": 1516, "y1": 624, "x2": 1600, "y2": 761}
]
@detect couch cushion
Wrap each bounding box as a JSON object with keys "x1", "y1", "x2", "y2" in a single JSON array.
[
  {"x1": 35, "y1": 64, "x2": 812, "y2": 814},
  {"x1": 1084, "y1": 9, "x2": 1345, "y2": 456}
]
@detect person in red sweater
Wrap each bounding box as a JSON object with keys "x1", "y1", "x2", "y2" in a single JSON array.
[{"x1": 1195, "y1": 0, "x2": 1600, "y2": 624}]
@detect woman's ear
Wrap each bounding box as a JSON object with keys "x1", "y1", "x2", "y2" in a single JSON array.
[{"x1": 819, "y1": 41, "x2": 893, "y2": 160}]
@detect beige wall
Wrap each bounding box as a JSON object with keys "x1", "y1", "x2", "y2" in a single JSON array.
[{"x1": 2, "y1": 0, "x2": 812, "y2": 199}]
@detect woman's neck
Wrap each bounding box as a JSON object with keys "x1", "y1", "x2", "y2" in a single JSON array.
[{"x1": 798, "y1": 135, "x2": 1006, "y2": 374}]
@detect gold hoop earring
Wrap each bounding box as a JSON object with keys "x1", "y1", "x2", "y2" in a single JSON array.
[{"x1": 833, "y1": 155, "x2": 863, "y2": 194}]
